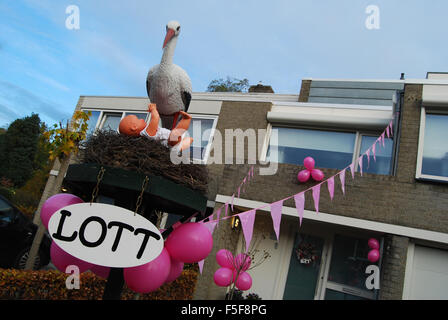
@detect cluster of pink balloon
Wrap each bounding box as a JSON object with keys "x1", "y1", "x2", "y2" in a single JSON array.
[
  {"x1": 213, "y1": 249, "x2": 252, "y2": 291},
  {"x1": 41, "y1": 193, "x2": 213, "y2": 293},
  {"x1": 297, "y1": 157, "x2": 324, "y2": 183},
  {"x1": 367, "y1": 238, "x2": 380, "y2": 263}
]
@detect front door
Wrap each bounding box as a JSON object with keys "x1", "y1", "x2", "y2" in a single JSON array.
[{"x1": 283, "y1": 233, "x2": 325, "y2": 300}]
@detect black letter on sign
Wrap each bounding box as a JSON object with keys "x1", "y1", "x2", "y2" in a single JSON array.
[
  {"x1": 107, "y1": 221, "x2": 134, "y2": 252},
  {"x1": 52, "y1": 210, "x2": 77, "y2": 242},
  {"x1": 79, "y1": 216, "x2": 107, "y2": 247},
  {"x1": 134, "y1": 228, "x2": 161, "y2": 259}
]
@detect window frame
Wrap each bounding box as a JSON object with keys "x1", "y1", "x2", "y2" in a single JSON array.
[
  {"x1": 82, "y1": 109, "x2": 150, "y2": 135},
  {"x1": 416, "y1": 107, "x2": 448, "y2": 183},
  {"x1": 187, "y1": 114, "x2": 219, "y2": 164}
]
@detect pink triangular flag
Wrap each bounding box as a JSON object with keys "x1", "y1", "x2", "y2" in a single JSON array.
[
  {"x1": 251, "y1": 165, "x2": 255, "y2": 177},
  {"x1": 294, "y1": 193, "x2": 305, "y2": 226},
  {"x1": 381, "y1": 132, "x2": 385, "y2": 147},
  {"x1": 203, "y1": 220, "x2": 218, "y2": 235},
  {"x1": 339, "y1": 169, "x2": 346, "y2": 195},
  {"x1": 386, "y1": 125, "x2": 390, "y2": 138},
  {"x1": 198, "y1": 259, "x2": 205, "y2": 274},
  {"x1": 237, "y1": 186, "x2": 241, "y2": 198},
  {"x1": 239, "y1": 210, "x2": 256, "y2": 253},
  {"x1": 349, "y1": 163, "x2": 355, "y2": 179},
  {"x1": 366, "y1": 148, "x2": 371, "y2": 168},
  {"x1": 312, "y1": 184, "x2": 321, "y2": 214},
  {"x1": 327, "y1": 176, "x2": 335, "y2": 201},
  {"x1": 216, "y1": 207, "x2": 222, "y2": 222},
  {"x1": 358, "y1": 155, "x2": 363, "y2": 176},
  {"x1": 372, "y1": 142, "x2": 377, "y2": 162},
  {"x1": 270, "y1": 200, "x2": 284, "y2": 241},
  {"x1": 224, "y1": 202, "x2": 229, "y2": 217},
  {"x1": 389, "y1": 120, "x2": 393, "y2": 136},
  {"x1": 243, "y1": 176, "x2": 247, "y2": 185}
]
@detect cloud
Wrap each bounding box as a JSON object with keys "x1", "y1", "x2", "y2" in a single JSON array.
[{"x1": 0, "y1": 80, "x2": 71, "y2": 127}]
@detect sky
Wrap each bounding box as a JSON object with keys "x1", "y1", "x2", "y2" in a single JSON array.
[{"x1": 0, "y1": 0, "x2": 447, "y2": 128}]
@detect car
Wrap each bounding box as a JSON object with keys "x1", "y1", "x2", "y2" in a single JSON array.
[{"x1": 0, "y1": 195, "x2": 51, "y2": 269}]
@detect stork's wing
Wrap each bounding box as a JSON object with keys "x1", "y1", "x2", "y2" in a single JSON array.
[
  {"x1": 146, "y1": 65, "x2": 158, "y2": 99},
  {"x1": 173, "y1": 64, "x2": 192, "y2": 112},
  {"x1": 182, "y1": 91, "x2": 191, "y2": 113}
]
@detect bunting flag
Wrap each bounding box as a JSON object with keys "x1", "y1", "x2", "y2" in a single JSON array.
[
  {"x1": 372, "y1": 141, "x2": 377, "y2": 162},
  {"x1": 197, "y1": 220, "x2": 218, "y2": 274},
  {"x1": 312, "y1": 184, "x2": 321, "y2": 214},
  {"x1": 358, "y1": 155, "x2": 363, "y2": 176},
  {"x1": 237, "y1": 186, "x2": 241, "y2": 198},
  {"x1": 349, "y1": 163, "x2": 355, "y2": 179},
  {"x1": 294, "y1": 193, "x2": 305, "y2": 226},
  {"x1": 366, "y1": 148, "x2": 371, "y2": 168},
  {"x1": 390, "y1": 120, "x2": 393, "y2": 135},
  {"x1": 327, "y1": 176, "x2": 335, "y2": 200},
  {"x1": 198, "y1": 259, "x2": 205, "y2": 274},
  {"x1": 270, "y1": 200, "x2": 284, "y2": 241},
  {"x1": 215, "y1": 207, "x2": 222, "y2": 222},
  {"x1": 224, "y1": 202, "x2": 229, "y2": 217},
  {"x1": 386, "y1": 125, "x2": 390, "y2": 138},
  {"x1": 381, "y1": 132, "x2": 385, "y2": 147},
  {"x1": 339, "y1": 169, "x2": 346, "y2": 195},
  {"x1": 239, "y1": 209, "x2": 256, "y2": 253}
]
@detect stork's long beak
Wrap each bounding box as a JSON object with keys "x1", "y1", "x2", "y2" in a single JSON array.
[{"x1": 163, "y1": 29, "x2": 175, "y2": 49}]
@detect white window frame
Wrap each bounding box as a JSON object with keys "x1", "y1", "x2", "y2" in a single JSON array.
[
  {"x1": 188, "y1": 114, "x2": 218, "y2": 165},
  {"x1": 82, "y1": 108, "x2": 149, "y2": 135},
  {"x1": 416, "y1": 107, "x2": 448, "y2": 183}
]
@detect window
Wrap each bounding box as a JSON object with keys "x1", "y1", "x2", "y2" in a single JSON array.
[
  {"x1": 267, "y1": 127, "x2": 356, "y2": 169},
  {"x1": 82, "y1": 110, "x2": 148, "y2": 135},
  {"x1": 265, "y1": 126, "x2": 394, "y2": 174},
  {"x1": 359, "y1": 135, "x2": 393, "y2": 175},
  {"x1": 186, "y1": 116, "x2": 218, "y2": 163},
  {"x1": 417, "y1": 111, "x2": 448, "y2": 181},
  {"x1": 0, "y1": 198, "x2": 15, "y2": 226},
  {"x1": 324, "y1": 235, "x2": 379, "y2": 300}
]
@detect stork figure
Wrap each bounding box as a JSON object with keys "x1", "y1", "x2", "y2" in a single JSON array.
[{"x1": 146, "y1": 21, "x2": 192, "y2": 129}]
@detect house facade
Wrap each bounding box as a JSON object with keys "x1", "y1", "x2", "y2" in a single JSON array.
[{"x1": 42, "y1": 72, "x2": 448, "y2": 300}]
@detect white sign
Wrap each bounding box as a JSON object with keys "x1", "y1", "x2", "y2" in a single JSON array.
[{"x1": 48, "y1": 203, "x2": 164, "y2": 268}]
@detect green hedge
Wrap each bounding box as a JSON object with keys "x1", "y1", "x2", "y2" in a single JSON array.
[{"x1": 0, "y1": 268, "x2": 198, "y2": 300}]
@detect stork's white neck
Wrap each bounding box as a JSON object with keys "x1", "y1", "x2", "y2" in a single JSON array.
[{"x1": 160, "y1": 36, "x2": 178, "y2": 66}]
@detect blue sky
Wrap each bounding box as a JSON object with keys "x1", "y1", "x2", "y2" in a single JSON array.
[{"x1": 0, "y1": 0, "x2": 447, "y2": 128}]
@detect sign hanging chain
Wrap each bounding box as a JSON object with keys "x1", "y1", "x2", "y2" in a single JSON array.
[
  {"x1": 90, "y1": 166, "x2": 105, "y2": 205},
  {"x1": 135, "y1": 176, "x2": 149, "y2": 216}
]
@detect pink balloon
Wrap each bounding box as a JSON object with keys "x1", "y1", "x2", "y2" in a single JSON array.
[
  {"x1": 50, "y1": 241, "x2": 92, "y2": 273},
  {"x1": 165, "y1": 222, "x2": 213, "y2": 263},
  {"x1": 368, "y1": 249, "x2": 380, "y2": 263},
  {"x1": 235, "y1": 271, "x2": 252, "y2": 291},
  {"x1": 235, "y1": 253, "x2": 251, "y2": 271},
  {"x1": 297, "y1": 169, "x2": 311, "y2": 183},
  {"x1": 311, "y1": 169, "x2": 324, "y2": 181},
  {"x1": 165, "y1": 256, "x2": 184, "y2": 283},
  {"x1": 216, "y1": 249, "x2": 234, "y2": 269},
  {"x1": 303, "y1": 157, "x2": 315, "y2": 170},
  {"x1": 89, "y1": 265, "x2": 110, "y2": 279},
  {"x1": 124, "y1": 248, "x2": 171, "y2": 293},
  {"x1": 214, "y1": 267, "x2": 233, "y2": 287},
  {"x1": 368, "y1": 238, "x2": 380, "y2": 250},
  {"x1": 41, "y1": 193, "x2": 84, "y2": 230}
]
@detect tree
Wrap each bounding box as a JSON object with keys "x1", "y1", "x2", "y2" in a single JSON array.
[
  {"x1": 206, "y1": 77, "x2": 250, "y2": 93},
  {"x1": 0, "y1": 114, "x2": 41, "y2": 187},
  {"x1": 25, "y1": 110, "x2": 91, "y2": 270}
]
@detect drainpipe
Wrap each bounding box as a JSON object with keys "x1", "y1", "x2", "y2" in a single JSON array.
[{"x1": 391, "y1": 90, "x2": 404, "y2": 176}]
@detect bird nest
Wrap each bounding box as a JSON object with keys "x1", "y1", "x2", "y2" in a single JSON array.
[{"x1": 80, "y1": 130, "x2": 208, "y2": 194}]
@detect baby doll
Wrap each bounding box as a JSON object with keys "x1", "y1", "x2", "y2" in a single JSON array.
[{"x1": 118, "y1": 103, "x2": 193, "y2": 152}]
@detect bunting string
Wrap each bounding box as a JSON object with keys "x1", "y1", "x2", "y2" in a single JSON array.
[{"x1": 199, "y1": 118, "x2": 396, "y2": 254}]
